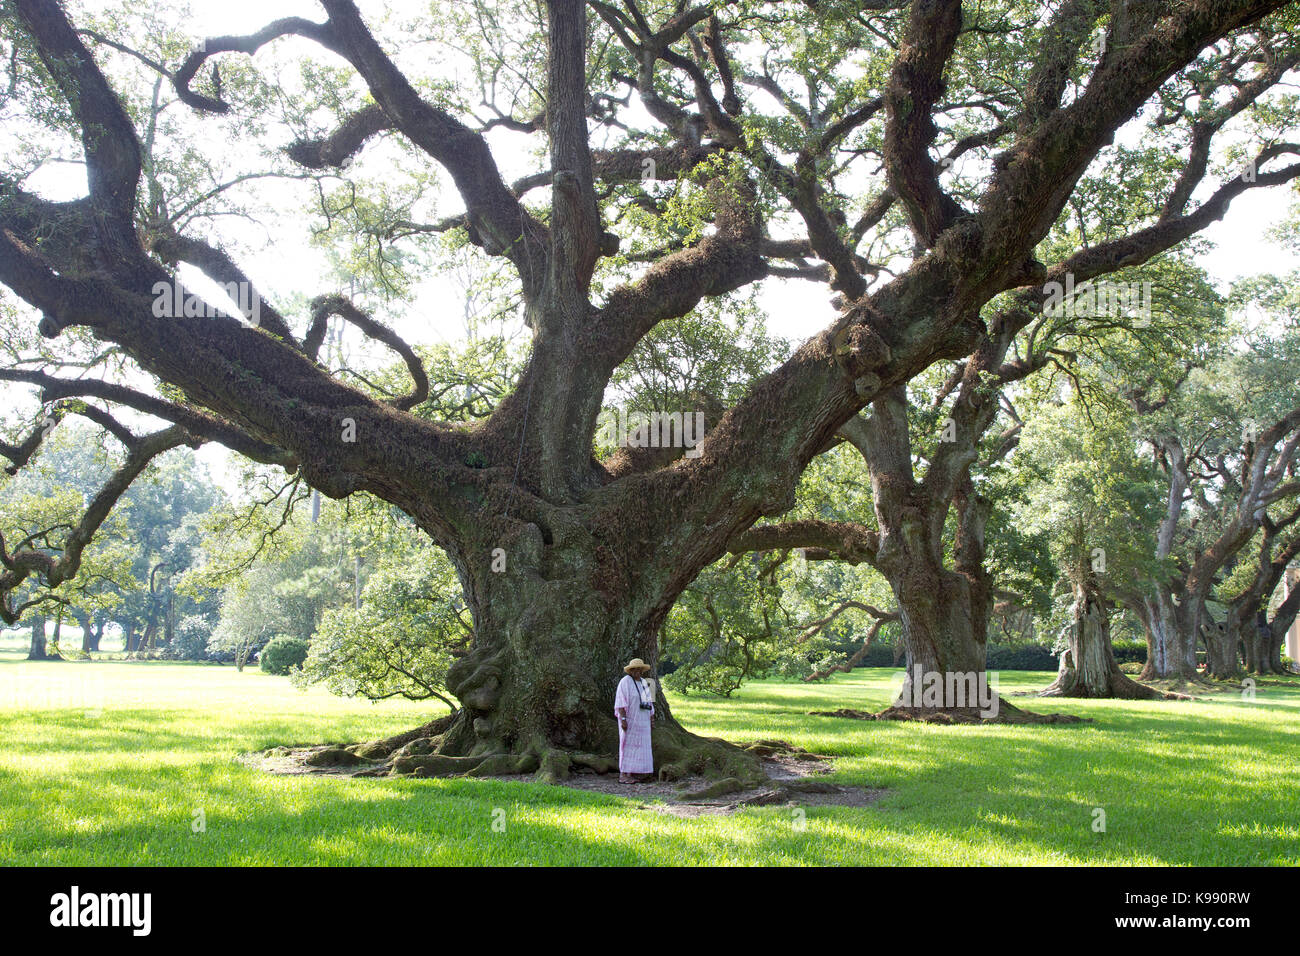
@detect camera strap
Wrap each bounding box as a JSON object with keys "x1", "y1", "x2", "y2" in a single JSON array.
[{"x1": 633, "y1": 676, "x2": 651, "y2": 708}]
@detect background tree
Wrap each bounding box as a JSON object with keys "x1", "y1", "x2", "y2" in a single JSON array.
[
  {"x1": 1125, "y1": 308, "x2": 1300, "y2": 681},
  {"x1": 1015, "y1": 398, "x2": 1170, "y2": 698}
]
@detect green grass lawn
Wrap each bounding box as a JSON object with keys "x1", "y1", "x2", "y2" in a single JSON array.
[{"x1": 0, "y1": 648, "x2": 1297, "y2": 865}]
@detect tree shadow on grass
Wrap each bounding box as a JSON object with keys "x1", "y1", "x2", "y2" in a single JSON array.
[{"x1": 2, "y1": 669, "x2": 1297, "y2": 865}]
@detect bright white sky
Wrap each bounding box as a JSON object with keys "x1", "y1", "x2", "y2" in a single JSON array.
[{"x1": 4, "y1": 0, "x2": 1298, "y2": 492}]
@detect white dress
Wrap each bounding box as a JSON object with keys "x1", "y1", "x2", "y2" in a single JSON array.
[{"x1": 614, "y1": 674, "x2": 654, "y2": 774}]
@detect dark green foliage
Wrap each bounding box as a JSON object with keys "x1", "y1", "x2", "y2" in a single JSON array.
[
  {"x1": 165, "y1": 614, "x2": 216, "y2": 661},
  {"x1": 1110, "y1": 640, "x2": 1148, "y2": 666},
  {"x1": 259, "y1": 636, "x2": 309, "y2": 675},
  {"x1": 984, "y1": 644, "x2": 1058, "y2": 671}
]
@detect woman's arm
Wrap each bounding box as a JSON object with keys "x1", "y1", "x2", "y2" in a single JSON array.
[{"x1": 615, "y1": 677, "x2": 629, "y2": 728}]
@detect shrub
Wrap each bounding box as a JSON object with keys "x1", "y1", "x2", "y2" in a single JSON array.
[
  {"x1": 164, "y1": 614, "x2": 215, "y2": 661},
  {"x1": 1119, "y1": 661, "x2": 1144, "y2": 675},
  {"x1": 985, "y1": 644, "x2": 1058, "y2": 671},
  {"x1": 1110, "y1": 640, "x2": 1148, "y2": 665},
  {"x1": 845, "y1": 641, "x2": 900, "y2": 668},
  {"x1": 259, "y1": 636, "x2": 309, "y2": 675}
]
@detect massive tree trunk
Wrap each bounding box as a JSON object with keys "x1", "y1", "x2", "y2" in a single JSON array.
[
  {"x1": 1042, "y1": 574, "x2": 1162, "y2": 699},
  {"x1": 884, "y1": 518, "x2": 991, "y2": 712},
  {"x1": 858, "y1": 393, "x2": 998, "y2": 717},
  {"x1": 889, "y1": 569, "x2": 992, "y2": 712},
  {"x1": 392, "y1": 498, "x2": 765, "y2": 782}
]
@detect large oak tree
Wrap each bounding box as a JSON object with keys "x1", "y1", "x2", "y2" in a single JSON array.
[{"x1": 2, "y1": 0, "x2": 1299, "y2": 776}]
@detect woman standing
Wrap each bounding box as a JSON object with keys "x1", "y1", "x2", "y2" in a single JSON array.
[{"x1": 615, "y1": 658, "x2": 655, "y2": 783}]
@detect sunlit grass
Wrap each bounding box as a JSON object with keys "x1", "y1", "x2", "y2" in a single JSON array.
[{"x1": 0, "y1": 652, "x2": 1296, "y2": 865}]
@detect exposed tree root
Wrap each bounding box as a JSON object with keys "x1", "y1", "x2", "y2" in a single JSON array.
[
  {"x1": 680, "y1": 773, "x2": 841, "y2": 803},
  {"x1": 353, "y1": 714, "x2": 458, "y2": 759},
  {"x1": 246, "y1": 724, "x2": 890, "y2": 817},
  {"x1": 737, "y1": 738, "x2": 829, "y2": 761},
  {"x1": 650, "y1": 721, "x2": 767, "y2": 786},
  {"x1": 1039, "y1": 675, "x2": 1188, "y2": 701},
  {"x1": 736, "y1": 778, "x2": 844, "y2": 806},
  {"x1": 1137, "y1": 675, "x2": 1218, "y2": 697},
  {"x1": 809, "y1": 698, "x2": 1091, "y2": 724},
  {"x1": 253, "y1": 715, "x2": 766, "y2": 786}
]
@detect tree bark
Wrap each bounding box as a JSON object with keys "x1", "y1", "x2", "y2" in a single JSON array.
[
  {"x1": 1042, "y1": 576, "x2": 1162, "y2": 699},
  {"x1": 27, "y1": 613, "x2": 51, "y2": 660},
  {"x1": 403, "y1": 514, "x2": 761, "y2": 783},
  {"x1": 1137, "y1": 585, "x2": 1199, "y2": 681},
  {"x1": 76, "y1": 609, "x2": 93, "y2": 655},
  {"x1": 89, "y1": 614, "x2": 105, "y2": 653}
]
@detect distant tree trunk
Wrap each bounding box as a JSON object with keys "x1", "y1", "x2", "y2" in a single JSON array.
[
  {"x1": 1138, "y1": 585, "x2": 1199, "y2": 681},
  {"x1": 88, "y1": 614, "x2": 105, "y2": 653},
  {"x1": 27, "y1": 614, "x2": 50, "y2": 660},
  {"x1": 1139, "y1": 433, "x2": 1274, "y2": 683},
  {"x1": 162, "y1": 590, "x2": 175, "y2": 648},
  {"x1": 1238, "y1": 612, "x2": 1263, "y2": 674},
  {"x1": 1042, "y1": 572, "x2": 1162, "y2": 699},
  {"x1": 1266, "y1": 582, "x2": 1300, "y2": 673},
  {"x1": 49, "y1": 609, "x2": 63, "y2": 657},
  {"x1": 1223, "y1": 603, "x2": 1274, "y2": 676},
  {"x1": 1220, "y1": 520, "x2": 1300, "y2": 675},
  {"x1": 137, "y1": 602, "x2": 159, "y2": 656},
  {"x1": 841, "y1": 393, "x2": 997, "y2": 717},
  {"x1": 123, "y1": 621, "x2": 138, "y2": 654},
  {"x1": 1201, "y1": 614, "x2": 1241, "y2": 681},
  {"x1": 75, "y1": 609, "x2": 93, "y2": 655}
]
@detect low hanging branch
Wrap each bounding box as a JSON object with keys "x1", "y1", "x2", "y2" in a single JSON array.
[
  {"x1": 802, "y1": 603, "x2": 900, "y2": 682},
  {"x1": 727, "y1": 520, "x2": 881, "y2": 568},
  {"x1": 0, "y1": 423, "x2": 196, "y2": 624}
]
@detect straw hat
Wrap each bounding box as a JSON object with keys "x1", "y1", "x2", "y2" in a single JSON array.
[{"x1": 623, "y1": 658, "x2": 651, "y2": 674}]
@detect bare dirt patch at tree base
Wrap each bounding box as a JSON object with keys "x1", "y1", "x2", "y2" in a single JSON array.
[
  {"x1": 494, "y1": 752, "x2": 886, "y2": 817},
  {"x1": 238, "y1": 739, "x2": 887, "y2": 817},
  {"x1": 1010, "y1": 686, "x2": 1192, "y2": 701},
  {"x1": 809, "y1": 702, "x2": 1092, "y2": 724}
]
